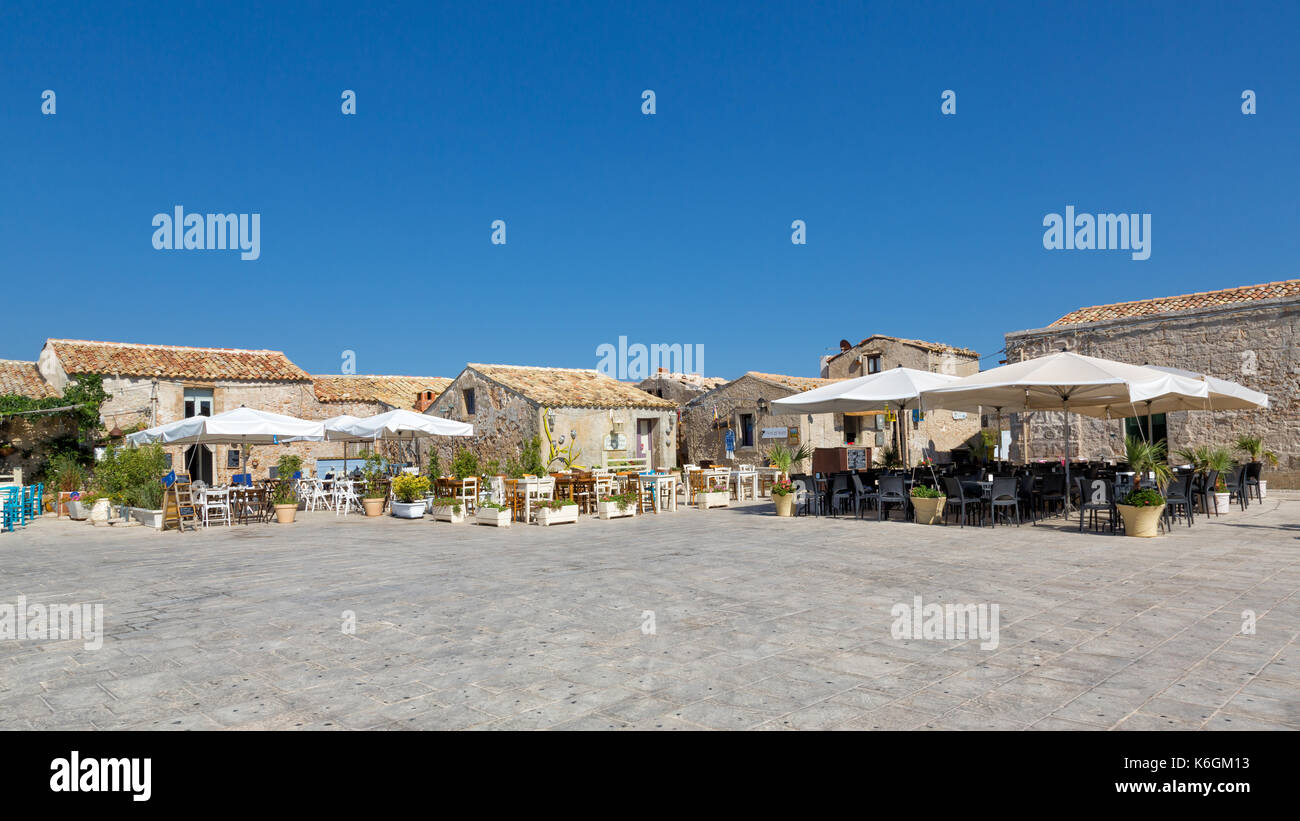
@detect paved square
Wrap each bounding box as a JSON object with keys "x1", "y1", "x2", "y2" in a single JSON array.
[{"x1": 2, "y1": 497, "x2": 1297, "y2": 730}]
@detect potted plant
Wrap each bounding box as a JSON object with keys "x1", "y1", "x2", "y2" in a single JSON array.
[
  {"x1": 65, "y1": 491, "x2": 90, "y2": 521},
  {"x1": 390, "y1": 474, "x2": 431, "y2": 519},
  {"x1": 763, "y1": 443, "x2": 811, "y2": 516},
  {"x1": 90, "y1": 443, "x2": 168, "y2": 528},
  {"x1": 360, "y1": 449, "x2": 388, "y2": 517},
  {"x1": 910, "y1": 485, "x2": 946, "y2": 525},
  {"x1": 535, "y1": 498, "x2": 580, "y2": 526},
  {"x1": 1235, "y1": 435, "x2": 1277, "y2": 498},
  {"x1": 1204, "y1": 446, "x2": 1235, "y2": 514},
  {"x1": 429, "y1": 497, "x2": 465, "y2": 523},
  {"x1": 597, "y1": 492, "x2": 637, "y2": 519},
  {"x1": 269, "y1": 455, "x2": 303, "y2": 524},
  {"x1": 696, "y1": 479, "x2": 730, "y2": 510},
  {"x1": 475, "y1": 500, "x2": 512, "y2": 527},
  {"x1": 770, "y1": 478, "x2": 796, "y2": 517},
  {"x1": 1117, "y1": 487, "x2": 1166, "y2": 537}
]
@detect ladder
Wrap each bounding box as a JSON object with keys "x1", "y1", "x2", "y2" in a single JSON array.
[{"x1": 163, "y1": 472, "x2": 198, "y2": 532}]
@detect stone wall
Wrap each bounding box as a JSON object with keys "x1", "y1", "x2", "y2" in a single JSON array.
[
  {"x1": 1004, "y1": 297, "x2": 1299, "y2": 486},
  {"x1": 823, "y1": 338, "x2": 980, "y2": 379},
  {"x1": 423, "y1": 370, "x2": 542, "y2": 470},
  {"x1": 682, "y1": 375, "x2": 840, "y2": 468}
]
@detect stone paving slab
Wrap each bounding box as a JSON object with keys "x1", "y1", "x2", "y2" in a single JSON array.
[{"x1": 1, "y1": 494, "x2": 1297, "y2": 730}]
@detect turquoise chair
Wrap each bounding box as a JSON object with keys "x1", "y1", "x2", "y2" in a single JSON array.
[{"x1": 1, "y1": 487, "x2": 19, "y2": 532}]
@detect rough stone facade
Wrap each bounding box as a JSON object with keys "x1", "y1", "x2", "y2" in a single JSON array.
[
  {"x1": 682, "y1": 374, "x2": 841, "y2": 467},
  {"x1": 1004, "y1": 291, "x2": 1299, "y2": 486},
  {"x1": 424, "y1": 366, "x2": 678, "y2": 472}
]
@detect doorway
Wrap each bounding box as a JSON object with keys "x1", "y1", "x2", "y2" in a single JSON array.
[
  {"x1": 185, "y1": 444, "x2": 214, "y2": 485},
  {"x1": 636, "y1": 418, "x2": 656, "y2": 467}
]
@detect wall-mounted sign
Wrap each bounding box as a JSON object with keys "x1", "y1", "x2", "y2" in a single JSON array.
[
  {"x1": 952, "y1": 411, "x2": 968, "y2": 420},
  {"x1": 847, "y1": 448, "x2": 867, "y2": 469},
  {"x1": 604, "y1": 433, "x2": 627, "y2": 450},
  {"x1": 761, "y1": 427, "x2": 787, "y2": 439},
  {"x1": 787, "y1": 427, "x2": 800, "y2": 445}
]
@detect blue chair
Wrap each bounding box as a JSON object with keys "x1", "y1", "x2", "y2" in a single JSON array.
[
  {"x1": 1, "y1": 487, "x2": 20, "y2": 532},
  {"x1": 25, "y1": 483, "x2": 44, "y2": 519}
]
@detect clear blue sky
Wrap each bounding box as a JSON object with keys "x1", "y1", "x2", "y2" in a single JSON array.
[{"x1": 2, "y1": 1, "x2": 1296, "y2": 380}]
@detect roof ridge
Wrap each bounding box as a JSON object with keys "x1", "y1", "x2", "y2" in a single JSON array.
[
  {"x1": 48, "y1": 338, "x2": 288, "y2": 355},
  {"x1": 469, "y1": 363, "x2": 601, "y2": 374}
]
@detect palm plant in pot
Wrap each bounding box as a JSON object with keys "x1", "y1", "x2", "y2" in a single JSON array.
[
  {"x1": 272, "y1": 455, "x2": 302, "y2": 523},
  {"x1": 1235, "y1": 435, "x2": 1277, "y2": 498},
  {"x1": 1117, "y1": 436, "x2": 1171, "y2": 537},
  {"x1": 763, "y1": 442, "x2": 811, "y2": 517},
  {"x1": 390, "y1": 474, "x2": 431, "y2": 519}
]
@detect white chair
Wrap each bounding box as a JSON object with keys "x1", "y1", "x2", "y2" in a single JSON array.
[
  {"x1": 334, "y1": 480, "x2": 361, "y2": 516},
  {"x1": 304, "y1": 478, "x2": 332, "y2": 512},
  {"x1": 201, "y1": 486, "x2": 231, "y2": 528},
  {"x1": 455, "y1": 476, "x2": 479, "y2": 514}
]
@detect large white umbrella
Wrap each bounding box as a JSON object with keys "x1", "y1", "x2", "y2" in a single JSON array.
[
  {"x1": 320, "y1": 409, "x2": 473, "y2": 474},
  {"x1": 127, "y1": 406, "x2": 325, "y2": 483},
  {"x1": 770, "y1": 367, "x2": 963, "y2": 466},
  {"x1": 1144, "y1": 366, "x2": 1269, "y2": 411},
  {"x1": 919, "y1": 352, "x2": 1211, "y2": 509}
]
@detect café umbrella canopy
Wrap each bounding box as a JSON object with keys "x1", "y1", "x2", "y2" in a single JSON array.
[
  {"x1": 770, "y1": 367, "x2": 963, "y2": 467},
  {"x1": 919, "y1": 352, "x2": 1211, "y2": 510},
  {"x1": 126, "y1": 406, "x2": 326, "y2": 482},
  {"x1": 316, "y1": 409, "x2": 474, "y2": 474}
]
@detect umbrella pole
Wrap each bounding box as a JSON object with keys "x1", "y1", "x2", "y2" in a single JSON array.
[
  {"x1": 995, "y1": 407, "x2": 1003, "y2": 467},
  {"x1": 1063, "y1": 403, "x2": 1072, "y2": 516}
]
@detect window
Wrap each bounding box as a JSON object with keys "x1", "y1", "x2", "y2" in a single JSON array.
[
  {"x1": 1125, "y1": 414, "x2": 1167, "y2": 449},
  {"x1": 463, "y1": 388, "x2": 476, "y2": 415},
  {"x1": 866, "y1": 355, "x2": 881, "y2": 374},
  {"x1": 739, "y1": 413, "x2": 755, "y2": 448},
  {"x1": 184, "y1": 387, "x2": 213, "y2": 418}
]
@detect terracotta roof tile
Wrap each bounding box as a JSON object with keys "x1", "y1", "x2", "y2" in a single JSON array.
[
  {"x1": 468, "y1": 364, "x2": 676, "y2": 409},
  {"x1": 1050, "y1": 279, "x2": 1300, "y2": 327},
  {"x1": 0, "y1": 359, "x2": 61, "y2": 399},
  {"x1": 745, "y1": 371, "x2": 845, "y2": 392},
  {"x1": 47, "y1": 339, "x2": 309, "y2": 381},
  {"x1": 312, "y1": 375, "x2": 451, "y2": 410}
]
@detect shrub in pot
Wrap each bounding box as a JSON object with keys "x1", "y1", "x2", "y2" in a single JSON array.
[
  {"x1": 391, "y1": 474, "x2": 431, "y2": 519},
  {"x1": 910, "y1": 485, "x2": 946, "y2": 525},
  {"x1": 359, "y1": 449, "x2": 388, "y2": 516},
  {"x1": 476, "y1": 501, "x2": 512, "y2": 527},
  {"x1": 271, "y1": 455, "x2": 303, "y2": 523},
  {"x1": 597, "y1": 492, "x2": 637, "y2": 519},
  {"x1": 535, "y1": 499, "x2": 580, "y2": 526},
  {"x1": 1117, "y1": 487, "x2": 1166, "y2": 537},
  {"x1": 1235, "y1": 435, "x2": 1276, "y2": 498},
  {"x1": 430, "y1": 497, "x2": 465, "y2": 523}
]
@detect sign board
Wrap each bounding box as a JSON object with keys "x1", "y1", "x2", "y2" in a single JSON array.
[
  {"x1": 761, "y1": 427, "x2": 787, "y2": 439},
  {"x1": 847, "y1": 448, "x2": 867, "y2": 469},
  {"x1": 603, "y1": 433, "x2": 627, "y2": 451},
  {"x1": 952, "y1": 411, "x2": 968, "y2": 420},
  {"x1": 787, "y1": 427, "x2": 800, "y2": 445}
]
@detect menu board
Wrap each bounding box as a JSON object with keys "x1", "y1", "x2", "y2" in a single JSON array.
[{"x1": 847, "y1": 448, "x2": 867, "y2": 469}]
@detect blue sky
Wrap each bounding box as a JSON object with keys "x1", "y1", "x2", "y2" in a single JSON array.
[{"x1": 2, "y1": 1, "x2": 1297, "y2": 380}]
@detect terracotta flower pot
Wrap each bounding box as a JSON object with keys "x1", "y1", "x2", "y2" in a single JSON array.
[
  {"x1": 362, "y1": 498, "x2": 385, "y2": 517},
  {"x1": 911, "y1": 496, "x2": 945, "y2": 525},
  {"x1": 1117, "y1": 503, "x2": 1164, "y2": 537},
  {"x1": 274, "y1": 503, "x2": 297, "y2": 524}
]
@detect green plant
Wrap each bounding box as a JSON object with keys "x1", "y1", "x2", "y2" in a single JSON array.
[
  {"x1": 42, "y1": 453, "x2": 88, "y2": 494},
  {"x1": 763, "y1": 443, "x2": 812, "y2": 478},
  {"x1": 425, "y1": 449, "x2": 442, "y2": 479},
  {"x1": 1174, "y1": 445, "x2": 1210, "y2": 474},
  {"x1": 430, "y1": 496, "x2": 462, "y2": 515},
  {"x1": 90, "y1": 444, "x2": 168, "y2": 509},
  {"x1": 1235, "y1": 435, "x2": 1278, "y2": 467},
  {"x1": 271, "y1": 481, "x2": 297, "y2": 505},
  {"x1": 875, "y1": 443, "x2": 904, "y2": 469},
  {"x1": 910, "y1": 485, "x2": 944, "y2": 498},
  {"x1": 520, "y1": 435, "x2": 546, "y2": 476},
  {"x1": 482, "y1": 458, "x2": 502, "y2": 477},
  {"x1": 1121, "y1": 487, "x2": 1165, "y2": 507},
  {"x1": 450, "y1": 446, "x2": 480, "y2": 479},
  {"x1": 1123, "y1": 435, "x2": 1172, "y2": 492},
  {"x1": 359, "y1": 449, "x2": 388, "y2": 498},
  {"x1": 770, "y1": 478, "x2": 794, "y2": 496},
  {"x1": 536, "y1": 499, "x2": 578, "y2": 510},
  {"x1": 479, "y1": 501, "x2": 507, "y2": 511},
  {"x1": 600, "y1": 492, "x2": 636, "y2": 512},
  {"x1": 392, "y1": 474, "x2": 431, "y2": 503}
]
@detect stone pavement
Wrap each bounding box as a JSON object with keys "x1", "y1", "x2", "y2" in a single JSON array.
[{"x1": 1, "y1": 495, "x2": 1297, "y2": 730}]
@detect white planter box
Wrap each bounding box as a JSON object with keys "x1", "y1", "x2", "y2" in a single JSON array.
[
  {"x1": 696, "y1": 491, "x2": 730, "y2": 510},
  {"x1": 535, "y1": 504, "x2": 580, "y2": 526},
  {"x1": 475, "y1": 507, "x2": 512, "y2": 527},
  {"x1": 129, "y1": 507, "x2": 164, "y2": 529},
  {"x1": 597, "y1": 500, "x2": 636, "y2": 520},
  {"x1": 1259, "y1": 480, "x2": 1267, "y2": 499},
  {"x1": 391, "y1": 501, "x2": 427, "y2": 519},
  {"x1": 66, "y1": 501, "x2": 89, "y2": 520},
  {"x1": 430, "y1": 504, "x2": 465, "y2": 523},
  {"x1": 1213, "y1": 492, "x2": 1231, "y2": 514}
]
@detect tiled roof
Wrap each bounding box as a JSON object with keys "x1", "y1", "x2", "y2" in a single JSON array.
[
  {"x1": 1050, "y1": 279, "x2": 1300, "y2": 327},
  {"x1": 46, "y1": 339, "x2": 310, "y2": 381},
  {"x1": 468, "y1": 364, "x2": 676, "y2": 409},
  {"x1": 0, "y1": 359, "x2": 61, "y2": 399},
  {"x1": 745, "y1": 371, "x2": 845, "y2": 392},
  {"x1": 312, "y1": 375, "x2": 452, "y2": 410},
  {"x1": 832, "y1": 335, "x2": 978, "y2": 361}
]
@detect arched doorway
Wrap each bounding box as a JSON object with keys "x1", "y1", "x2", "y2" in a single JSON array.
[{"x1": 185, "y1": 444, "x2": 214, "y2": 485}]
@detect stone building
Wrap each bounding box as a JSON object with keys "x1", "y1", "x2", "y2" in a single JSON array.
[
  {"x1": 0, "y1": 359, "x2": 71, "y2": 479},
  {"x1": 21, "y1": 339, "x2": 448, "y2": 484},
  {"x1": 1003, "y1": 278, "x2": 1299, "y2": 486},
  {"x1": 424, "y1": 363, "x2": 678, "y2": 471},
  {"x1": 818, "y1": 334, "x2": 985, "y2": 461},
  {"x1": 681, "y1": 372, "x2": 846, "y2": 466},
  {"x1": 635, "y1": 368, "x2": 728, "y2": 465}
]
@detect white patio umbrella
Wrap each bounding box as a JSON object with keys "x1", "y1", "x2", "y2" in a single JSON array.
[
  {"x1": 770, "y1": 367, "x2": 963, "y2": 467},
  {"x1": 321, "y1": 409, "x2": 473, "y2": 473},
  {"x1": 126, "y1": 406, "x2": 326, "y2": 482},
  {"x1": 919, "y1": 352, "x2": 1210, "y2": 510}
]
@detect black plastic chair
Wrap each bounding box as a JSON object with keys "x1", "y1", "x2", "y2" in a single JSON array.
[
  {"x1": 850, "y1": 473, "x2": 878, "y2": 519},
  {"x1": 1164, "y1": 473, "x2": 1195, "y2": 528},
  {"x1": 1039, "y1": 474, "x2": 1067, "y2": 518},
  {"x1": 877, "y1": 476, "x2": 909, "y2": 522},
  {"x1": 988, "y1": 477, "x2": 1020, "y2": 527},
  {"x1": 1245, "y1": 462, "x2": 1263, "y2": 503},
  {"x1": 1075, "y1": 476, "x2": 1116, "y2": 533},
  {"x1": 1192, "y1": 469, "x2": 1219, "y2": 516},
  {"x1": 1224, "y1": 465, "x2": 1250, "y2": 511},
  {"x1": 941, "y1": 476, "x2": 982, "y2": 528},
  {"x1": 828, "y1": 472, "x2": 854, "y2": 517}
]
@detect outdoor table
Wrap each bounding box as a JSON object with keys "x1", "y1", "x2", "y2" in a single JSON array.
[{"x1": 731, "y1": 469, "x2": 758, "y2": 500}]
